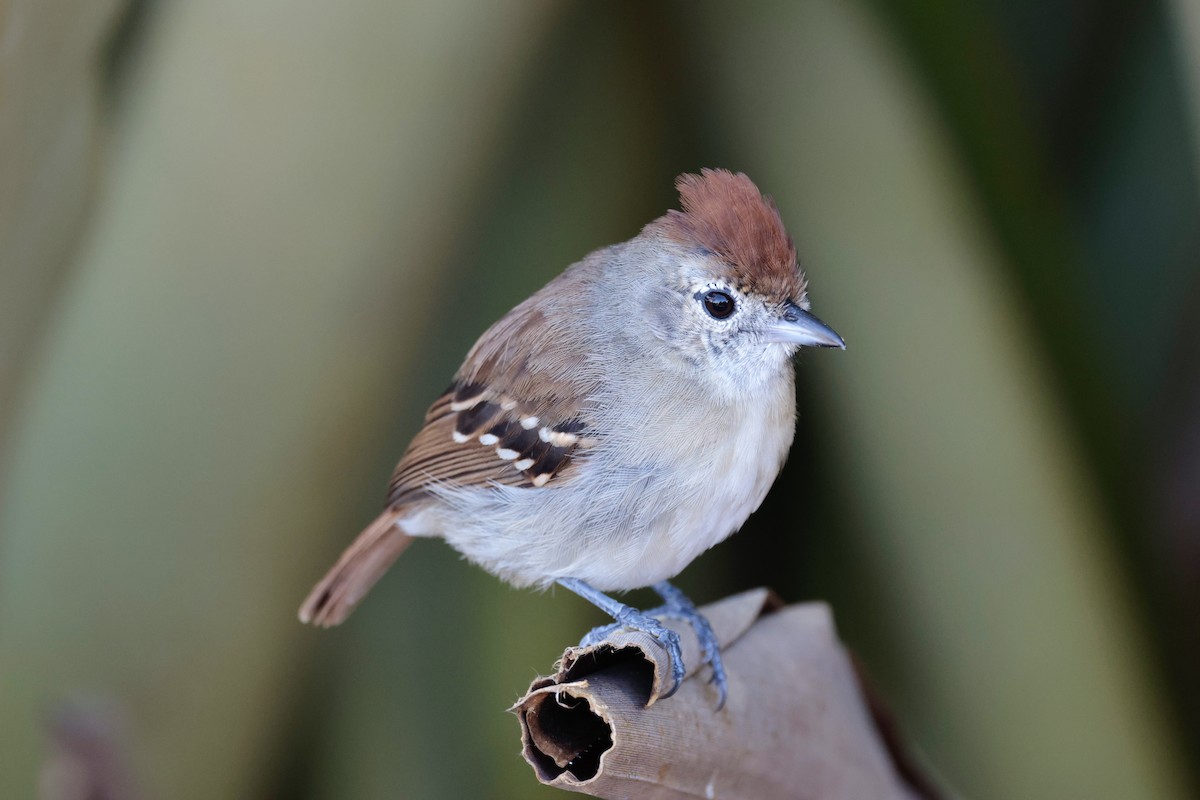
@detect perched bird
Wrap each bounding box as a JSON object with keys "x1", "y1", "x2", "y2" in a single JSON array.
[{"x1": 299, "y1": 169, "x2": 843, "y2": 707}]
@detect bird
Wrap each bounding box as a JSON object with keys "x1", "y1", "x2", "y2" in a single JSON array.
[{"x1": 299, "y1": 169, "x2": 844, "y2": 708}]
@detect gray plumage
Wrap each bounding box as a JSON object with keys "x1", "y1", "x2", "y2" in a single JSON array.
[{"x1": 300, "y1": 169, "x2": 843, "y2": 628}]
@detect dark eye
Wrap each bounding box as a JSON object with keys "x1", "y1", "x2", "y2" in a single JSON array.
[{"x1": 702, "y1": 290, "x2": 735, "y2": 319}]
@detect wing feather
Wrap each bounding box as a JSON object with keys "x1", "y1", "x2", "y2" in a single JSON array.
[{"x1": 386, "y1": 293, "x2": 597, "y2": 507}]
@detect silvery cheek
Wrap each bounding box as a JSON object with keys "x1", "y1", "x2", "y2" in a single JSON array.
[{"x1": 640, "y1": 287, "x2": 693, "y2": 348}]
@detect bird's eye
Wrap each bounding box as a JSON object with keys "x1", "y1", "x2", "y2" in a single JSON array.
[{"x1": 702, "y1": 290, "x2": 735, "y2": 319}]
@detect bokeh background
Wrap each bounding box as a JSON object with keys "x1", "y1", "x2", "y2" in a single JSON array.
[{"x1": 2, "y1": 1, "x2": 1199, "y2": 798}]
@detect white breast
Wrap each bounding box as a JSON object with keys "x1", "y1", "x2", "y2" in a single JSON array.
[{"x1": 619, "y1": 388, "x2": 796, "y2": 588}]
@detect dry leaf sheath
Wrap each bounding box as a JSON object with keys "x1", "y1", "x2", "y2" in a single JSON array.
[{"x1": 513, "y1": 590, "x2": 941, "y2": 800}]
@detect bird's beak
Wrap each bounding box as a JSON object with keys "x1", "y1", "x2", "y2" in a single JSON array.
[{"x1": 767, "y1": 303, "x2": 845, "y2": 349}]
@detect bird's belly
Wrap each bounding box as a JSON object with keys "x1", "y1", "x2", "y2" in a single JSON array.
[
  {"x1": 570, "y1": 475, "x2": 769, "y2": 590},
  {"x1": 591, "y1": 433, "x2": 787, "y2": 589},
  {"x1": 421, "y1": 394, "x2": 793, "y2": 591}
]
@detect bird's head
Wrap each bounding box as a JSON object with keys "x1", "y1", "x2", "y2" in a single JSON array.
[{"x1": 630, "y1": 169, "x2": 843, "y2": 395}]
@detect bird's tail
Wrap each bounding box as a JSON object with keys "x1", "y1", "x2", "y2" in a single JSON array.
[{"x1": 298, "y1": 508, "x2": 415, "y2": 627}]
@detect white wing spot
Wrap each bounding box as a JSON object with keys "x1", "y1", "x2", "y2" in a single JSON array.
[
  {"x1": 531, "y1": 473, "x2": 551, "y2": 487},
  {"x1": 451, "y1": 431, "x2": 471, "y2": 443},
  {"x1": 450, "y1": 397, "x2": 483, "y2": 412},
  {"x1": 539, "y1": 427, "x2": 579, "y2": 447},
  {"x1": 513, "y1": 458, "x2": 535, "y2": 470},
  {"x1": 496, "y1": 448, "x2": 519, "y2": 460},
  {"x1": 479, "y1": 433, "x2": 499, "y2": 446},
  {"x1": 520, "y1": 416, "x2": 539, "y2": 429}
]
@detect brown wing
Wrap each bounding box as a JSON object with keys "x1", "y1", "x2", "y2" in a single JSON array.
[
  {"x1": 301, "y1": 262, "x2": 597, "y2": 627},
  {"x1": 386, "y1": 295, "x2": 596, "y2": 507}
]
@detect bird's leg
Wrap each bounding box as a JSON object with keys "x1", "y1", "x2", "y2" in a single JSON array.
[
  {"x1": 647, "y1": 581, "x2": 728, "y2": 710},
  {"x1": 556, "y1": 578, "x2": 685, "y2": 699}
]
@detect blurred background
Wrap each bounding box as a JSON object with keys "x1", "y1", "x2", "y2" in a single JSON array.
[{"x1": 1, "y1": 1, "x2": 1198, "y2": 798}]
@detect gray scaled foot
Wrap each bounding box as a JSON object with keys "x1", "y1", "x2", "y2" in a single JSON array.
[
  {"x1": 647, "y1": 581, "x2": 728, "y2": 710},
  {"x1": 556, "y1": 578, "x2": 686, "y2": 699}
]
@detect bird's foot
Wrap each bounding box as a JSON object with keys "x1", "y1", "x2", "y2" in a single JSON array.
[
  {"x1": 578, "y1": 608, "x2": 686, "y2": 697},
  {"x1": 647, "y1": 582, "x2": 728, "y2": 710},
  {"x1": 557, "y1": 578, "x2": 686, "y2": 699}
]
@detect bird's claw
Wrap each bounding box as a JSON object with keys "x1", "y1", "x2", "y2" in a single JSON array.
[
  {"x1": 577, "y1": 621, "x2": 618, "y2": 649},
  {"x1": 557, "y1": 578, "x2": 720, "y2": 706},
  {"x1": 577, "y1": 609, "x2": 686, "y2": 699},
  {"x1": 646, "y1": 593, "x2": 728, "y2": 710}
]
